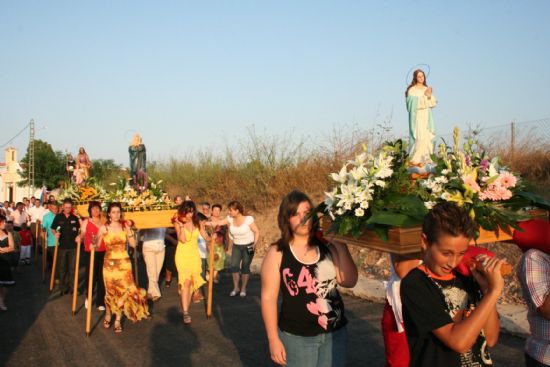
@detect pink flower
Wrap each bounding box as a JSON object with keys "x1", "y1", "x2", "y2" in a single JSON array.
[
  {"x1": 496, "y1": 185, "x2": 513, "y2": 200},
  {"x1": 479, "y1": 184, "x2": 513, "y2": 201},
  {"x1": 462, "y1": 175, "x2": 481, "y2": 193},
  {"x1": 497, "y1": 171, "x2": 517, "y2": 189}
]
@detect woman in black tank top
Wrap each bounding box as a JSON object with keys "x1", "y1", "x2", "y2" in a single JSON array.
[{"x1": 261, "y1": 190, "x2": 358, "y2": 367}]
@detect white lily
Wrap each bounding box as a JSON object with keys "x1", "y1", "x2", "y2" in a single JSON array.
[
  {"x1": 330, "y1": 165, "x2": 348, "y2": 184},
  {"x1": 336, "y1": 184, "x2": 356, "y2": 208},
  {"x1": 348, "y1": 152, "x2": 368, "y2": 167},
  {"x1": 324, "y1": 188, "x2": 338, "y2": 208},
  {"x1": 350, "y1": 165, "x2": 367, "y2": 181}
]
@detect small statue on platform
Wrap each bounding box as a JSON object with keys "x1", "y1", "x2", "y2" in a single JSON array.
[
  {"x1": 76, "y1": 147, "x2": 92, "y2": 181},
  {"x1": 129, "y1": 134, "x2": 147, "y2": 190},
  {"x1": 406, "y1": 68, "x2": 437, "y2": 178}
]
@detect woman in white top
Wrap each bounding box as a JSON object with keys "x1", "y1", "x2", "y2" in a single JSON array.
[
  {"x1": 210, "y1": 201, "x2": 259, "y2": 297},
  {"x1": 406, "y1": 69, "x2": 437, "y2": 166}
]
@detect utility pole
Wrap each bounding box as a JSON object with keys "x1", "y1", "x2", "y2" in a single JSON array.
[{"x1": 29, "y1": 119, "x2": 35, "y2": 196}]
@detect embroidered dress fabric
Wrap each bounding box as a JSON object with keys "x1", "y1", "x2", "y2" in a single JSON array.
[{"x1": 102, "y1": 230, "x2": 149, "y2": 321}]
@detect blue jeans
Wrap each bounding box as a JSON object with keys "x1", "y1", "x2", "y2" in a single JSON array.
[
  {"x1": 230, "y1": 244, "x2": 253, "y2": 274},
  {"x1": 278, "y1": 326, "x2": 348, "y2": 367}
]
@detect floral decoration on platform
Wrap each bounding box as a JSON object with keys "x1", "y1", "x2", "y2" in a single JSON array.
[
  {"x1": 320, "y1": 128, "x2": 549, "y2": 241},
  {"x1": 107, "y1": 177, "x2": 174, "y2": 211},
  {"x1": 59, "y1": 178, "x2": 107, "y2": 203},
  {"x1": 60, "y1": 176, "x2": 175, "y2": 212}
]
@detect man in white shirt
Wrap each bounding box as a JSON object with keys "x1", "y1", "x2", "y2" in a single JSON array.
[
  {"x1": 28, "y1": 200, "x2": 47, "y2": 250},
  {"x1": 10, "y1": 202, "x2": 29, "y2": 231}
]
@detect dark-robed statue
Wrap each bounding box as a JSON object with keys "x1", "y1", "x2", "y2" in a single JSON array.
[{"x1": 129, "y1": 133, "x2": 147, "y2": 190}]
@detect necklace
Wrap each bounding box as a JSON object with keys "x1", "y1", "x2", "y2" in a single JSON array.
[{"x1": 289, "y1": 242, "x2": 318, "y2": 263}]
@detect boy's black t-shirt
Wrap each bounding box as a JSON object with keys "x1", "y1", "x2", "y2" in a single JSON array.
[{"x1": 401, "y1": 267, "x2": 492, "y2": 367}]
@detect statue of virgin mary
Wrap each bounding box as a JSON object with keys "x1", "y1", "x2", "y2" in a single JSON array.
[
  {"x1": 129, "y1": 134, "x2": 147, "y2": 189},
  {"x1": 406, "y1": 69, "x2": 437, "y2": 167}
]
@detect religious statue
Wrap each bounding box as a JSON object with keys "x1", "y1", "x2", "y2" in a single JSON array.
[
  {"x1": 405, "y1": 69, "x2": 437, "y2": 168},
  {"x1": 129, "y1": 134, "x2": 147, "y2": 190},
  {"x1": 66, "y1": 153, "x2": 76, "y2": 175},
  {"x1": 76, "y1": 147, "x2": 92, "y2": 181}
]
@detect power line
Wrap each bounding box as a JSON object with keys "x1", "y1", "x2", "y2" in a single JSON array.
[{"x1": 1, "y1": 123, "x2": 30, "y2": 148}]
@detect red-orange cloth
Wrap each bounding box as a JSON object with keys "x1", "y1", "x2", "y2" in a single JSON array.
[
  {"x1": 456, "y1": 246, "x2": 495, "y2": 277},
  {"x1": 513, "y1": 219, "x2": 550, "y2": 253},
  {"x1": 381, "y1": 301, "x2": 410, "y2": 367}
]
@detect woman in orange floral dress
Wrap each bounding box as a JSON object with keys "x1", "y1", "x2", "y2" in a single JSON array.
[{"x1": 96, "y1": 202, "x2": 149, "y2": 333}]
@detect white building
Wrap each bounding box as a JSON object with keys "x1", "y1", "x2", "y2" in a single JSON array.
[{"x1": 0, "y1": 147, "x2": 35, "y2": 203}]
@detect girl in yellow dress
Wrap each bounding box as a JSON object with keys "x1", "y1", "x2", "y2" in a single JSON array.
[
  {"x1": 174, "y1": 200, "x2": 209, "y2": 324},
  {"x1": 96, "y1": 202, "x2": 149, "y2": 333}
]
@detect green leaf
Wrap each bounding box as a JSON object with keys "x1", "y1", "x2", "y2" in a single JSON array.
[
  {"x1": 373, "y1": 226, "x2": 390, "y2": 241},
  {"x1": 366, "y1": 210, "x2": 421, "y2": 227}
]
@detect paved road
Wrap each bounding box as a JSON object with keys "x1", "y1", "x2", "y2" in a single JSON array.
[{"x1": 1, "y1": 257, "x2": 526, "y2": 366}]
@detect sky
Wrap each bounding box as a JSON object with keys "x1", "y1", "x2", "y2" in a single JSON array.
[{"x1": 1, "y1": 1, "x2": 549, "y2": 165}]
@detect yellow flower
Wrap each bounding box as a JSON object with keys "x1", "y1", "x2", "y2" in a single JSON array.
[{"x1": 447, "y1": 191, "x2": 463, "y2": 206}]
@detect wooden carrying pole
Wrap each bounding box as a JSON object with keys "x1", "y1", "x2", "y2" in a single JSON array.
[
  {"x1": 42, "y1": 231, "x2": 47, "y2": 282},
  {"x1": 206, "y1": 236, "x2": 216, "y2": 319},
  {"x1": 85, "y1": 247, "x2": 95, "y2": 336},
  {"x1": 72, "y1": 240, "x2": 82, "y2": 315},
  {"x1": 34, "y1": 221, "x2": 40, "y2": 261},
  {"x1": 49, "y1": 238, "x2": 59, "y2": 291}
]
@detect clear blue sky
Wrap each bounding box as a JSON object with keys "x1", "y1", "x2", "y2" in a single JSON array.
[{"x1": 1, "y1": 1, "x2": 549, "y2": 165}]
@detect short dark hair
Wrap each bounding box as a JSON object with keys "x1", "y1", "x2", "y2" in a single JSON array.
[
  {"x1": 422, "y1": 202, "x2": 478, "y2": 245},
  {"x1": 62, "y1": 198, "x2": 73, "y2": 205},
  {"x1": 87, "y1": 201, "x2": 102, "y2": 217},
  {"x1": 201, "y1": 202, "x2": 211, "y2": 208},
  {"x1": 227, "y1": 201, "x2": 244, "y2": 215},
  {"x1": 212, "y1": 204, "x2": 222, "y2": 211}
]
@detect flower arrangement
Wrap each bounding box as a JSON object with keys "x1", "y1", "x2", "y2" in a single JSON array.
[
  {"x1": 58, "y1": 178, "x2": 107, "y2": 204},
  {"x1": 418, "y1": 127, "x2": 548, "y2": 234},
  {"x1": 107, "y1": 176, "x2": 174, "y2": 211},
  {"x1": 320, "y1": 128, "x2": 549, "y2": 241},
  {"x1": 320, "y1": 140, "x2": 428, "y2": 240},
  {"x1": 59, "y1": 176, "x2": 175, "y2": 212}
]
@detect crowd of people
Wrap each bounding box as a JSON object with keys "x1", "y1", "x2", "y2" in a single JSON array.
[
  {"x1": 0, "y1": 194, "x2": 260, "y2": 331},
  {"x1": 1, "y1": 192, "x2": 549, "y2": 366}
]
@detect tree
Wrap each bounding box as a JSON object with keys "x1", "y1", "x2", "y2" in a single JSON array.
[
  {"x1": 19, "y1": 140, "x2": 67, "y2": 190},
  {"x1": 91, "y1": 159, "x2": 124, "y2": 185}
]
